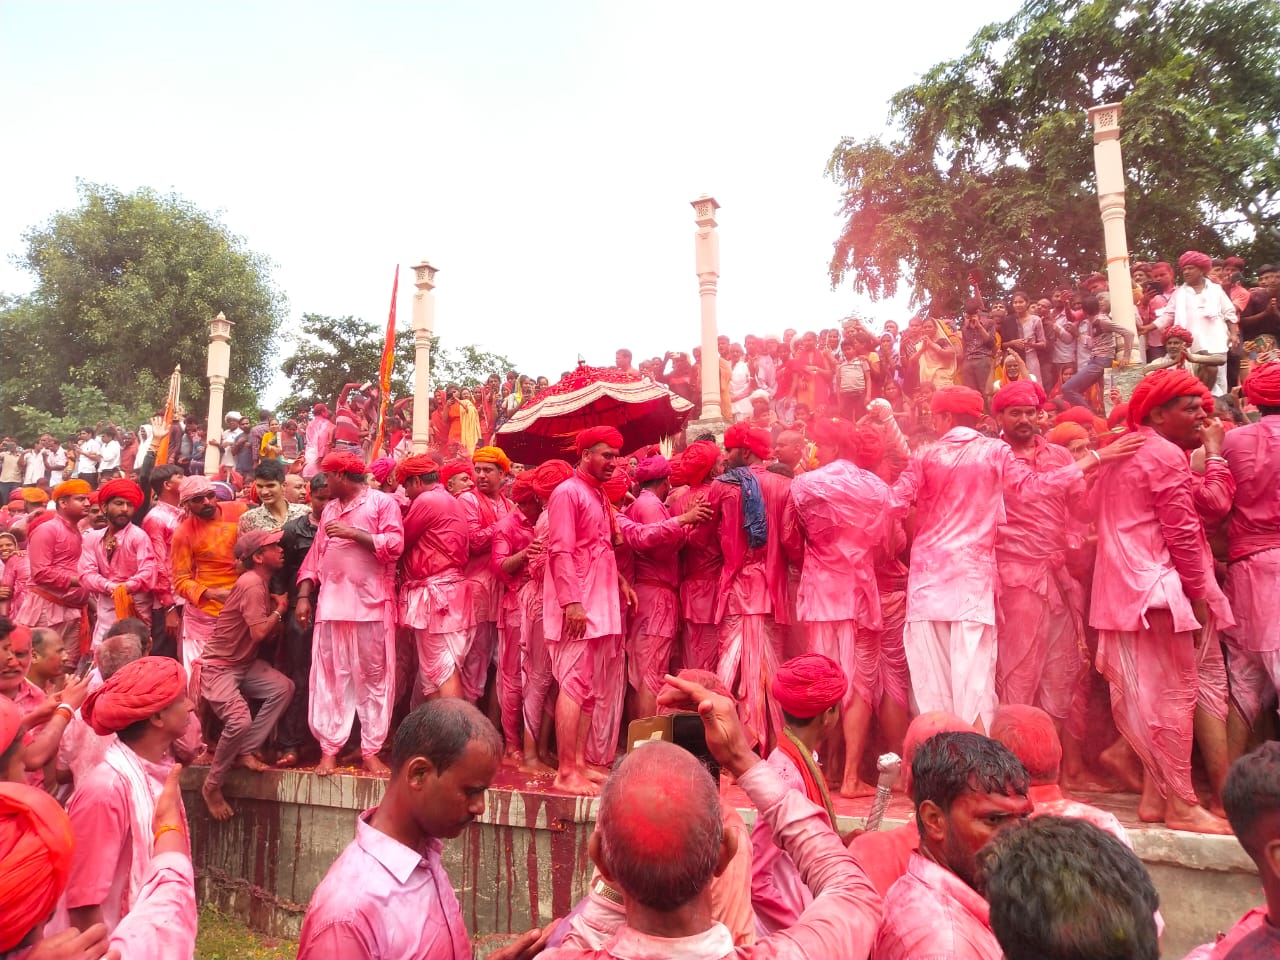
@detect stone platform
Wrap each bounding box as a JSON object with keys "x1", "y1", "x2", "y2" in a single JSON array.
[{"x1": 182, "y1": 765, "x2": 1261, "y2": 959}]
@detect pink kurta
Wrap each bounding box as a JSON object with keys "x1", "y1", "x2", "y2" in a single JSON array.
[
  {"x1": 458, "y1": 489, "x2": 511, "y2": 626},
  {"x1": 79, "y1": 523, "x2": 158, "y2": 646},
  {"x1": 873, "y1": 852, "x2": 1002, "y2": 960},
  {"x1": 13, "y1": 513, "x2": 86, "y2": 624},
  {"x1": 713, "y1": 467, "x2": 793, "y2": 623},
  {"x1": 749, "y1": 748, "x2": 814, "y2": 935},
  {"x1": 107, "y1": 851, "x2": 198, "y2": 960},
  {"x1": 490, "y1": 510, "x2": 536, "y2": 744},
  {"x1": 302, "y1": 417, "x2": 335, "y2": 479},
  {"x1": 1222, "y1": 417, "x2": 1280, "y2": 652},
  {"x1": 298, "y1": 810, "x2": 470, "y2": 960},
  {"x1": 299, "y1": 487, "x2": 404, "y2": 623},
  {"x1": 141, "y1": 500, "x2": 184, "y2": 608},
  {"x1": 671, "y1": 480, "x2": 723, "y2": 671}
]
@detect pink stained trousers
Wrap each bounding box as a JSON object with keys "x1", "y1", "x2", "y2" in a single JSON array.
[{"x1": 309, "y1": 618, "x2": 395, "y2": 757}]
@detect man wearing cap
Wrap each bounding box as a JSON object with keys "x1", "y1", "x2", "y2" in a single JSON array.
[
  {"x1": 623, "y1": 454, "x2": 686, "y2": 718},
  {"x1": 397, "y1": 454, "x2": 470, "y2": 703},
  {"x1": 171, "y1": 475, "x2": 239, "y2": 669},
  {"x1": 1091, "y1": 368, "x2": 1233, "y2": 834},
  {"x1": 890, "y1": 385, "x2": 1138, "y2": 734},
  {"x1": 667, "y1": 440, "x2": 723, "y2": 673},
  {"x1": 79, "y1": 479, "x2": 158, "y2": 649},
  {"x1": 61, "y1": 655, "x2": 193, "y2": 934},
  {"x1": 751, "y1": 653, "x2": 847, "y2": 934},
  {"x1": 11, "y1": 478, "x2": 91, "y2": 667},
  {"x1": 1162, "y1": 250, "x2": 1238, "y2": 395},
  {"x1": 216, "y1": 411, "x2": 243, "y2": 483},
  {"x1": 199, "y1": 529, "x2": 295, "y2": 821},
  {"x1": 296, "y1": 451, "x2": 404, "y2": 776},
  {"x1": 457, "y1": 446, "x2": 514, "y2": 704}
]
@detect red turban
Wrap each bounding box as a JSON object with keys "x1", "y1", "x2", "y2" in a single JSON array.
[
  {"x1": 850, "y1": 423, "x2": 886, "y2": 470},
  {"x1": 809, "y1": 417, "x2": 854, "y2": 451},
  {"x1": 81, "y1": 656, "x2": 187, "y2": 736},
  {"x1": 575, "y1": 426, "x2": 624, "y2": 456},
  {"x1": 395, "y1": 453, "x2": 441, "y2": 484},
  {"x1": 1106, "y1": 402, "x2": 1129, "y2": 430},
  {"x1": 1243, "y1": 363, "x2": 1280, "y2": 407},
  {"x1": 930, "y1": 386, "x2": 984, "y2": 420},
  {"x1": 771, "y1": 653, "x2": 848, "y2": 719},
  {"x1": 1127, "y1": 368, "x2": 1209, "y2": 429},
  {"x1": 509, "y1": 475, "x2": 538, "y2": 504},
  {"x1": 633, "y1": 455, "x2": 671, "y2": 484},
  {"x1": 440, "y1": 461, "x2": 475, "y2": 486},
  {"x1": 1178, "y1": 250, "x2": 1213, "y2": 272},
  {"x1": 0, "y1": 697, "x2": 20, "y2": 757},
  {"x1": 1162, "y1": 324, "x2": 1193, "y2": 345},
  {"x1": 602, "y1": 467, "x2": 631, "y2": 504},
  {"x1": 530, "y1": 459, "x2": 574, "y2": 499},
  {"x1": 312, "y1": 403, "x2": 331, "y2": 417},
  {"x1": 50, "y1": 479, "x2": 90, "y2": 501},
  {"x1": 473, "y1": 446, "x2": 512, "y2": 473},
  {"x1": 672, "y1": 440, "x2": 718, "y2": 486},
  {"x1": 97, "y1": 479, "x2": 143, "y2": 509},
  {"x1": 1055, "y1": 406, "x2": 1095, "y2": 427},
  {"x1": 723, "y1": 422, "x2": 772, "y2": 460},
  {"x1": 991, "y1": 379, "x2": 1046, "y2": 415},
  {"x1": 0, "y1": 782, "x2": 75, "y2": 951},
  {"x1": 368, "y1": 456, "x2": 397, "y2": 485},
  {"x1": 320, "y1": 451, "x2": 367, "y2": 476}
]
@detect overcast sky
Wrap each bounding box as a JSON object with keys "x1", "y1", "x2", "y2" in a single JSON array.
[{"x1": 0, "y1": 0, "x2": 1017, "y2": 402}]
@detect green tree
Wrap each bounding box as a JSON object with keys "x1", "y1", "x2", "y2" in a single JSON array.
[
  {"x1": 276, "y1": 313, "x2": 515, "y2": 414},
  {"x1": 827, "y1": 0, "x2": 1280, "y2": 312},
  {"x1": 0, "y1": 181, "x2": 285, "y2": 438}
]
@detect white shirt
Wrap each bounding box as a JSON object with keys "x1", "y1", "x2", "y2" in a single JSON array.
[
  {"x1": 47, "y1": 445, "x2": 66, "y2": 485},
  {"x1": 730, "y1": 360, "x2": 753, "y2": 416},
  {"x1": 1164, "y1": 279, "x2": 1236, "y2": 354},
  {"x1": 74, "y1": 438, "x2": 101, "y2": 476},
  {"x1": 98, "y1": 439, "x2": 122, "y2": 472},
  {"x1": 221, "y1": 428, "x2": 241, "y2": 469},
  {"x1": 22, "y1": 449, "x2": 46, "y2": 485}
]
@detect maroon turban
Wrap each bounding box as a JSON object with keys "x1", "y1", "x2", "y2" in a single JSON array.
[
  {"x1": 633, "y1": 455, "x2": 671, "y2": 484},
  {"x1": 723, "y1": 422, "x2": 772, "y2": 460},
  {"x1": 575, "y1": 426, "x2": 624, "y2": 456},
  {"x1": 1055, "y1": 406, "x2": 1096, "y2": 427},
  {"x1": 0, "y1": 783, "x2": 75, "y2": 951},
  {"x1": 81, "y1": 656, "x2": 188, "y2": 736},
  {"x1": 850, "y1": 423, "x2": 886, "y2": 471},
  {"x1": 671, "y1": 440, "x2": 718, "y2": 486},
  {"x1": 368, "y1": 456, "x2": 397, "y2": 485},
  {"x1": 930, "y1": 386, "x2": 984, "y2": 420},
  {"x1": 992, "y1": 379, "x2": 1046, "y2": 415},
  {"x1": 1178, "y1": 250, "x2": 1213, "y2": 272},
  {"x1": 1162, "y1": 325, "x2": 1193, "y2": 345},
  {"x1": 97, "y1": 479, "x2": 143, "y2": 509},
  {"x1": 1127, "y1": 368, "x2": 1209, "y2": 429},
  {"x1": 1243, "y1": 363, "x2": 1280, "y2": 407},
  {"x1": 1106, "y1": 402, "x2": 1130, "y2": 430},
  {"x1": 396, "y1": 453, "x2": 442, "y2": 484},
  {"x1": 320, "y1": 451, "x2": 368, "y2": 476},
  {"x1": 771, "y1": 653, "x2": 848, "y2": 719},
  {"x1": 529, "y1": 459, "x2": 574, "y2": 500}
]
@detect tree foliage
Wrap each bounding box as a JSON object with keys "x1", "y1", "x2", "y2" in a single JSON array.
[
  {"x1": 0, "y1": 181, "x2": 285, "y2": 438},
  {"x1": 827, "y1": 0, "x2": 1280, "y2": 312},
  {"x1": 276, "y1": 313, "x2": 515, "y2": 415}
]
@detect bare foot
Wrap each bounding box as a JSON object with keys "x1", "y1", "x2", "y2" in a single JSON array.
[
  {"x1": 519, "y1": 755, "x2": 556, "y2": 776},
  {"x1": 236, "y1": 754, "x2": 272, "y2": 773},
  {"x1": 552, "y1": 771, "x2": 601, "y2": 796},
  {"x1": 839, "y1": 779, "x2": 878, "y2": 799},
  {"x1": 202, "y1": 781, "x2": 235, "y2": 821},
  {"x1": 502, "y1": 747, "x2": 523, "y2": 768},
  {"x1": 275, "y1": 751, "x2": 299, "y2": 768},
  {"x1": 1165, "y1": 803, "x2": 1233, "y2": 835},
  {"x1": 1137, "y1": 777, "x2": 1164, "y2": 823},
  {"x1": 1062, "y1": 770, "x2": 1123, "y2": 794},
  {"x1": 1098, "y1": 741, "x2": 1143, "y2": 793},
  {"x1": 584, "y1": 763, "x2": 610, "y2": 784},
  {"x1": 1209, "y1": 800, "x2": 1228, "y2": 819},
  {"x1": 362, "y1": 755, "x2": 390, "y2": 777},
  {"x1": 315, "y1": 755, "x2": 338, "y2": 777}
]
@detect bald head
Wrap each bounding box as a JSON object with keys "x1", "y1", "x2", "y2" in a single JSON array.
[
  {"x1": 597, "y1": 742, "x2": 723, "y2": 912},
  {"x1": 97, "y1": 631, "x2": 144, "y2": 680},
  {"x1": 990, "y1": 705, "x2": 1062, "y2": 786}
]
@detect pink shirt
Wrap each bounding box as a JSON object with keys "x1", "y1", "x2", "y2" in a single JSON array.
[
  {"x1": 995, "y1": 437, "x2": 1082, "y2": 565},
  {"x1": 1221, "y1": 417, "x2": 1280, "y2": 560},
  {"x1": 79, "y1": 523, "x2": 158, "y2": 610},
  {"x1": 142, "y1": 501, "x2": 184, "y2": 607},
  {"x1": 749, "y1": 749, "x2": 813, "y2": 934},
  {"x1": 2, "y1": 552, "x2": 30, "y2": 615},
  {"x1": 784, "y1": 461, "x2": 891, "y2": 626},
  {"x1": 458, "y1": 490, "x2": 513, "y2": 625},
  {"x1": 669, "y1": 481, "x2": 722, "y2": 624},
  {"x1": 713, "y1": 466, "x2": 793, "y2": 622},
  {"x1": 11, "y1": 678, "x2": 46, "y2": 788},
  {"x1": 542, "y1": 759, "x2": 881, "y2": 960},
  {"x1": 299, "y1": 486, "x2": 404, "y2": 623},
  {"x1": 490, "y1": 511, "x2": 535, "y2": 589},
  {"x1": 298, "y1": 809, "x2": 470, "y2": 960},
  {"x1": 1089, "y1": 426, "x2": 1233, "y2": 634},
  {"x1": 401, "y1": 487, "x2": 468, "y2": 581},
  {"x1": 891, "y1": 427, "x2": 1084, "y2": 625},
  {"x1": 625, "y1": 490, "x2": 683, "y2": 588},
  {"x1": 25, "y1": 513, "x2": 86, "y2": 606},
  {"x1": 107, "y1": 851, "x2": 198, "y2": 960},
  {"x1": 874, "y1": 852, "x2": 1002, "y2": 960}
]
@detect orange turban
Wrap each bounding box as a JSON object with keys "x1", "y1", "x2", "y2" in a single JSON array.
[
  {"x1": 930, "y1": 386, "x2": 984, "y2": 420},
  {"x1": 50, "y1": 479, "x2": 90, "y2": 501},
  {"x1": 395, "y1": 454, "x2": 441, "y2": 484},
  {"x1": 1046, "y1": 422, "x2": 1088, "y2": 447},
  {"x1": 98, "y1": 479, "x2": 143, "y2": 509},
  {"x1": 320, "y1": 451, "x2": 367, "y2": 476},
  {"x1": 772, "y1": 654, "x2": 847, "y2": 719},
  {"x1": 671, "y1": 440, "x2": 718, "y2": 486},
  {"x1": 81, "y1": 656, "x2": 187, "y2": 736},
  {"x1": 0, "y1": 782, "x2": 75, "y2": 951},
  {"x1": 575, "y1": 426, "x2": 624, "y2": 456},
  {"x1": 1243, "y1": 363, "x2": 1280, "y2": 407},
  {"x1": 991, "y1": 380, "x2": 1046, "y2": 415},
  {"x1": 19, "y1": 488, "x2": 47, "y2": 505},
  {"x1": 723, "y1": 422, "x2": 772, "y2": 460},
  {"x1": 529, "y1": 459, "x2": 574, "y2": 500},
  {"x1": 473, "y1": 446, "x2": 512, "y2": 473},
  {"x1": 1127, "y1": 368, "x2": 1209, "y2": 430}
]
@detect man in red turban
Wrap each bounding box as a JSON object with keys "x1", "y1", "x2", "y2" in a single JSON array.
[
  {"x1": 745, "y1": 652, "x2": 848, "y2": 935},
  {"x1": 1091, "y1": 365, "x2": 1233, "y2": 834},
  {"x1": 440, "y1": 460, "x2": 476, "y2": 496},
  {"x1": 303, "y1": 401, "x2": 335, "y2": 481},
  {"x1": 319, "y1": 450, "x2": 368, "y2": 478},
  {"x1": 723, "y1": 422, "x2": 772, "y2": 460},
  {"x1": 81, "y1": 477, "x2": 159, "y2": 649},
  {"x1": 670, "y1": 439, "x2": 720, "y2": 489},
  {"x1": 10, "y1": 473, "x2": 90, "y2": 668},
  {"x1": 1219, "y1": 363, "x2": 1280, "y2": 760},
  {"x1": 575, "y1": 425, "x2": 624, "y2": 457},
  {"x1": 666, "y1": 440, "x2": 723, "y2": 674},
  {"x1": 891, "y1": 371, "x2": 1138, "y2": 734},
  {"x1": 63, "y1": 656, "x2": 192, "y2": 934},
  {"x1": 1169, "y1": 249, "x2": 1237, "y2": 395}
]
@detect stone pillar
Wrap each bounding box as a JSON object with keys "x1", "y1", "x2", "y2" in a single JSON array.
[
  {"x1": 689, "y1": 194, "x2": 726, "y2": 438},
  {"x1": 1088, "y1": 103, "x2": 1143, "y2": 402},
  {"x1": 410, "y1": 260, "x2": 438, "y2": 453},
  {"x1": 204, "y1": 311, "x2": 233, "y2": 477}
]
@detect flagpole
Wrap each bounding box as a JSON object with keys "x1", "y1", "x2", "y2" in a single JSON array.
[{"x1": 368, "y1": 266, "x2": 400, "y2": 460}]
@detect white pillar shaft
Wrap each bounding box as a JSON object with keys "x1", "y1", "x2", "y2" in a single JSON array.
[
  {"x1": 695, "y1": 227, "x2": 721, "y2": 420},
  {"x1": 1091, "y1": 124, "x2": 1139, "y2": 363},
  {"x1": 204, "y1": 375, "x2": 225, "y2": 477},
  {"x1": 411, "y1": 288, "x2": 435, "y2": 453}
]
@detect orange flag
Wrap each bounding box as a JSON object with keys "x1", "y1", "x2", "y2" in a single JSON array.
[
  {"x1": 368, "y1": 266, "x2": 399, "y2": 461},
  {"x1": 154, "y1": 365, "x2": 181, "y2": 465}
]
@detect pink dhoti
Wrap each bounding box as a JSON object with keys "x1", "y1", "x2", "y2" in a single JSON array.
[
  {"x1": 12, "y1": 592, "x2": 83, "y2": 662},
  {"x1": 1096, "y1": 609, "x2": 1197, "y2": 805},
  {"x1": 878, "y1": 589, "x2": 911, "y2": 711},
  {"x1": 717, "y1": 612, "x2": 784, "y2": 749},
  {"x1": 400, "y1": 577, "x2": 470, "y2": 700},
  {"x1": 182, "y1": 606, "x2": 217, "y2": 671},
  {"x1": 903, "y1": 619, "x2": 998, "y2": 730},
  {"x1": 496, "y1": 610, "x2": 523, "y2": 746},
  {"x1": 1225, "y1": 647, "x2": 1280, "y2": 726},
  {"x1": 995, "y1": 564, "x2": 1087, "y2": 722},
  {"x1": 1196, "y1": 628, "x2": 1229, "y2": 723},
  {"x1": 1224, "y1": 549, "x2": 1280, "y2": 726},
  {"x1": 678, "y1": 577, "x2": 719, "y2": 673},
  {"x1": 550, "y1": 633, "x2": 625, "y2": 766},
  {"x1": 519, "y1": 581, "x2": 553, "y2": 739},
  {"x1": 626, "y1": 583, "x2": 679, "y2": 695},
  {"x1": 461, "y1": 621, "x2": 497, "y2": 703},
  {"x1": 805, "y1": 620, "x2": 879, "y2": 707},
  {"x1": 309, "y1": 615, "x2": 396, "y2": 757}
]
